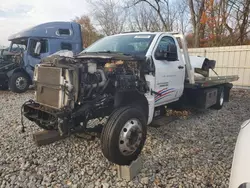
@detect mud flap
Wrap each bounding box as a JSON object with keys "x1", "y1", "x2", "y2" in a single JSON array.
[{"x1": 224, "y1": 83, "x2": 233, "y2": 102}]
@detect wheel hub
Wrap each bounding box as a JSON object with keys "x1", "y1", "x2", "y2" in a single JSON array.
[
  {"x1": 119, "y1": 118, "x2": 143, "y2": 156},
  {"x1": 16, "y1": 77, "x2": 27, "y2": 90}
]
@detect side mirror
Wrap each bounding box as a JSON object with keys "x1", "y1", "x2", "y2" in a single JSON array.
[
  {"x1": 34, "y1": 41, "x2": 41, "y2": 55},
  {"x1": 155, "y1": 44, "x2": 178, "y2": 61}
]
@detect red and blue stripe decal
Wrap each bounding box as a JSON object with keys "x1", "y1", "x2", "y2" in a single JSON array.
[{"x1": 155, "y1": 88, "x2": 175, "y2": 102}]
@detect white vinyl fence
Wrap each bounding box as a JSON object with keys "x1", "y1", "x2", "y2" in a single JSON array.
[{"x1": 188, "y1": 45, "x2": 250, "y2": 88}]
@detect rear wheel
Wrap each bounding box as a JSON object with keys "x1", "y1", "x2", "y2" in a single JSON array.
[
  {"x1": 9, "y1": 72, "x2": 30, "y2": 93},
  {"x1": 101, "y1": 106, "x2": 147, "y2": 165},
  {"x1": 211, "y1": 86, "x2": 224, "y2": 110}
]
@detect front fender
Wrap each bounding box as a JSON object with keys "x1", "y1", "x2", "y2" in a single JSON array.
[
  {"x1": 6, "y1": 68, "x2": 16, "y2": 78},
  {"x1": 7, "y1": 68, "x2": 32, "y2": 84},
  {"x1": 114, "y1": 91, "x2": 149, "y2": 123}
]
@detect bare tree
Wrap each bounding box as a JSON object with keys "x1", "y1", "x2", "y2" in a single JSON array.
[
  {"x1": 128, "y1": 2, "x2": 163, "y2": 31},
  {"x1": 174, "y1": 0, "x2": 189, "y2": 34},
  {"x1": 206, "y1": 0, "x2": 250, "y2": 46},
  {"x1": 195, "y1": 0, "x2": 250, "y2": 46},
  {"x1": 131, "y1": 0, "x2": 172, "y2": 31},
  {"x1": 188, "y1": 0, "x2": 205, "y2": 47},
  {"x1": 88, "y1": 0, "x2": 127, "y2": 35},
  {"x1": 234, "y1": 0, "x2": 250, "y2": 44},
  {"x1": 129, "y1": 0, "x2": 187, "y2": 32},
  {"x1": 82, "y1": 0, "x2": 250, "y2": 47},
  {"x1": 133, "y1": 5, "x2": 155, "y2": 31}
]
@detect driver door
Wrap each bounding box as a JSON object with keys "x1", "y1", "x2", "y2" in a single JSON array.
[
  {"x1": 26, "y1": 38, "x2": 49, "y2": 79},
  {"x1": 27, "y1": 38, "x2": 49, "y2": 66},
  {"x1": 153, "y1": 35, "x2": 185, "y2": 106}
]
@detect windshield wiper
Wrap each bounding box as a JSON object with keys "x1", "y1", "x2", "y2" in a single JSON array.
[
  {"x1": 96, "y1": 50, "x2": 119, "y2": 53},
  {"x1": 86, "y1": 50, "x2": 132, "y2": 56},
  {"x1": 101, "y1": 51, "x2": 132, "y2": 56}
]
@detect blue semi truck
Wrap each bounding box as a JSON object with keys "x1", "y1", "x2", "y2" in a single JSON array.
[{"x1": 0, "y1": 22, "x2": 83, "y2": 93}]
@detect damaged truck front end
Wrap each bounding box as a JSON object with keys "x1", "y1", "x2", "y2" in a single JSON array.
[{"x1": 22, "y1": 52, "x2": 149, "y2": 165}]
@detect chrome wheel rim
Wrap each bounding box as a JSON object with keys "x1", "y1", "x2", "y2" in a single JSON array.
[
  {"x1": 16, "y1": 77, "x2": 27, "y2": 90},
  {"x1": 220, "y1": 91, "x2": 224, "y2": 106},
  {"x1": 119, "y1": 118, "x2": 143, "y2": 156}
]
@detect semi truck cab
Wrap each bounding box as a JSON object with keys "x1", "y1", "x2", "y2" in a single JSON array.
[{"x1": 0, "y1": 21, "x2": 83, "y2": 93}]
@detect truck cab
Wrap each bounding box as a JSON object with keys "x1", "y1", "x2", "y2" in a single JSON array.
[
  {"x1": 145, "y1": 33, "x2": 186, "y2": 105},
  {"x1": 0, "y1": 21, "x2": 83, "y2": 93}
]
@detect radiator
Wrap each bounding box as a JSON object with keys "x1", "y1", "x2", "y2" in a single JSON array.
[{"x1": 34, "y1": 66, "x2": 65, "y2": 109}]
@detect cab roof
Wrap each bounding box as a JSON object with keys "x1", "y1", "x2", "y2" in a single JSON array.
[{"x1": 8, "y1": 21, "x2": 79, "y2": 41}]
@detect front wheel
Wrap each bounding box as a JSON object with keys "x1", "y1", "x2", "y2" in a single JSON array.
[
  {"x1": 9, "y1": 72, "x2": 30, "y2": 93},
  {"x1": 101, "y1": 106, "x2": 147, "y2": 165}
]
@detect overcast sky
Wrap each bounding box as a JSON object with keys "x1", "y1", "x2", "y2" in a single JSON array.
[{"x1": 0, "y1": 0, "x2": 90, "y2": 46}]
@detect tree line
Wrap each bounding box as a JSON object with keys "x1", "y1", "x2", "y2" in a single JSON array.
[{"x1": 73, "y1": 0, "x2": 250, "y2": 48}]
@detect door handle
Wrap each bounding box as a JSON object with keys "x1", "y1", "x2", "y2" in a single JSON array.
[{"x1": 178, "y1": 65, "x2": 184, "y2": 69}]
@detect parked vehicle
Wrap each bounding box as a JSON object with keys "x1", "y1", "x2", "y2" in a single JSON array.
[
  {"x1": 0, "y1": 22, "x2": 83, "y2": 93},
  {"x1": 22, "y1": 32, "x2": 239, "y2": 165},
  {"x1": 229, "y1": 119, "x2": 250, "y2": 188}
]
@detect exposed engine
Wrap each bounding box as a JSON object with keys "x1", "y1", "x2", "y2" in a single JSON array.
[{"x1": 23, "y1": 53, "x2": 148, "y2": 135}]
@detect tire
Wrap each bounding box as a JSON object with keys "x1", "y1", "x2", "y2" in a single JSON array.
[
  {"x1": 9, "y1": 72, "x2": 30, "y2": 93},
  {"x1": 101, "y1": 106, "x2": 147, "y2": 165},
  {"x1": 211, "y1": 86, "x2": 224, "y2": 110}
]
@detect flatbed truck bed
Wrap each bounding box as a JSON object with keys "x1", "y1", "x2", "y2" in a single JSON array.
[{"x1": 185, "y1": 75, "x2": 239, "y2": 88}]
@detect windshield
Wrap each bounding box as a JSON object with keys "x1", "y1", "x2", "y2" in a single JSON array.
[
  {"x1": 10, "y1": 43, "x2": 27, "y2": 53},
  {"x1": 82, "y1": 34, "x2": 156, "y2": 56},
  {"x1": 9, "y1": 39, "x2": 28, "y2": 53}
]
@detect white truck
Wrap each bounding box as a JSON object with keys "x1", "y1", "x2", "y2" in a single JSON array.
[
  {"x1": 229, "y1": 119, "x2": 250, "y2": 188},
  {"x1": 22, "y1": 32, "x2": 239, "y2": 165}
]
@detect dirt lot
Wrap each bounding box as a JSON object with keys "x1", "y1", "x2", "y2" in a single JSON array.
[{"x1": 0, "y1": 89, "x2": 250, "y2": 188}]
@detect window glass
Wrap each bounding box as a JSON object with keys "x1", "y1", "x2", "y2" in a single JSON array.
[
  {"x1": 11, "y1": 44, "x2": 26, "y2": 53},
  {"x1": 82, "y1": 34, "x2": 156, "y2": 57},
  {"x1": 28, "y1": 40, "x2": 37, "y2": 55},
  {"x1": 157, "y1": 36, "x2": 176, "y2": 51},
  {"x1": 40, "y1": 40, "x2": 48, "y2": 53},
  {"x1": 57, "y1": 29, "x2": 70, "y2": 36},
  {"x1": 61, "y1": 42, "x2": 72, "y2": 50},
  {"x1": 28, "y1": 39, "x2": 48, "y2": 56}
]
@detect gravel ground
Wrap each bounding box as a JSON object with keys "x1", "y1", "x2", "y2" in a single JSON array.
[{"x1": 0, "y1": 89, "x2": 250, "y2": 188}]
